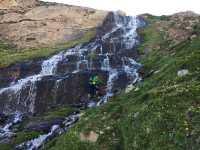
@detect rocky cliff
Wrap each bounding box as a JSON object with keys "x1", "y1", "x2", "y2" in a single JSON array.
[
  {"x1": 0, "y1": 0, "x2": 108, "y2": 49},
  {"x1": 0, "y1": 5, "x2": 146, "y2": 149}
]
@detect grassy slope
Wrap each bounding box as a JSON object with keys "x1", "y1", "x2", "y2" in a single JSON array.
[
  {"x1": 42, "y1": 16, "x2": 200, "y2": 150},
  {"x1": 0, "y1": 29, "x2": 96, "y2": 68}
]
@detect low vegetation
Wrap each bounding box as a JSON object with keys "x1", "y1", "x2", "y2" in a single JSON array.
[
  {"x1": 0, "y1": 29, "x2": 96, "y2": 68},
  {"x1": 41, "y1": 15, "x2": 200, "y2": 150}
]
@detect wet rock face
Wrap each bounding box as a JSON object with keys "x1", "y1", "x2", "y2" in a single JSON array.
[
  {"x1": 25, "y1": 118, "x2": 64, "y2": 133},
  {"x1": 0, "y1": 113, "x2": 7, "y2": 125},
  {"x1": 33, "y1": 71, "x2": 108, "y2": 114},
  {"x1": 0, "y1": 61, "x2": 41, "y2": 88},
  {"x1": 0, "y1": 71, "x2": 108, "y2": 115},
  {"x1": 0, "y1": 12, "x2": 144, "y2": 116}
]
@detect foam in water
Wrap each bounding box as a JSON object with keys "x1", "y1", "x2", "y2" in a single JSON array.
[
  {"x1": 0, "y1": 112, "x2": 22, "y2": 138},
  {"x1": 0, "y1": 51, "x2": 67, "y2": 114},
  {"x1": 40, "y1": 52, "x2": 64, "y2": 75},
  {"x1": 19, "y1": 125, "x2": 60, "y2": 150},
  {"x1": 97, "y1": 69, "x2": 119, "y2": 106},
  {"x1": 16, "y1": 113, "x2": 80, "y2": 150},
  {"x1": 101, "y1": 53, "x2": 110, "y2": 71}
]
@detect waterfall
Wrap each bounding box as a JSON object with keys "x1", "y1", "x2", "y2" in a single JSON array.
[
  {"x1": 16, "y1": 113, "x2": 80, "y2": 150},
  {"x1": 40, "y1": 52, "x2": 64, "y2": 75},
  {"x1": 16, "y1": 125, "x2": 60, "y2": 150},
  {"x1": 0, "y1": 11, "x2": 145, "y2": 148},
  {"x1": 101, "y1": 53, "x2": 110, "y2": 71}
]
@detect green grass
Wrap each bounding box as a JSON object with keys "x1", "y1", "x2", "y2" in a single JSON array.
[
  {"x1": 0, "y1": 29, "x2": 96, "y2": 68},
  {"x1": 34, "y1": 106, "x2": 76, "y2": 121},
  {"x1": 0, "y1": 131, "x2": 42, "y2": 150},
  {"x1": 42, "y1": 17, "x2": 200, "y2": 150}
]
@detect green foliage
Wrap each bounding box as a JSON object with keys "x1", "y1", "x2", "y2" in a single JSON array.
[
  {"x1": 0, "y1": 131, "x2": 42, "y2": 150},
  {"x1": 138, "y1": 18, "x2": 164, "y2": 55},
  {"x1": 0, "y1": 30, "x2": 96, "y2": 68},
  {"x1": 42, "y1": 18, "x2": 200, "y2": 150},
  {"x1": 193, "y1": 24, "x2": 200, "y2": 35},
  {"x1": 89, "y1": 76, "x2": 104, "y2": 87},
  {"x1": 41, "y1": 106, "x2": 75, "y2": 121}
]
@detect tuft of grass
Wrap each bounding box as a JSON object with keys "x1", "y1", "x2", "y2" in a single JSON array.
[
  {"x1": 41, "y1": 106, "x2": 76, "y2": 121},
  {"x1": 0, "y1": 29, "x2": 96, "y2": 68}
]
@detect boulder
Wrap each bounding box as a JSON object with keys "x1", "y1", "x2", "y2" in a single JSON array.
[
  {"x1": 25, "y1": 118, "x2": 64, "y2": 133},
  {"x1": 125, "y1": 84, "x2": 135, "y2": 93},
  {"x1": 177, "y1": 69, "x2": 189, "y2": 77},
  {"x1": 80, "y1": 131, "x2": 99, "y2": 143},
  {"x1": 0, "y1": 113, "x2": 7, "y2": 124}
]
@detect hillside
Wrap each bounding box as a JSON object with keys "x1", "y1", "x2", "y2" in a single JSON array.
[
  {"x1": 0, "y1": 1, "x2": 200, "y2": 150},
  {"x1": 0, "y1": 0, "x2": 108, "y2": 68},
  {"x1": 41, "y1": 12, "x2": 200, "y2": 150}
]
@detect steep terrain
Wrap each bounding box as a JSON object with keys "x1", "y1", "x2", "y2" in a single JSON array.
[
  {"x1": 40, "y1": 12, "x2": 200, "y2": 150},
  {"x1": 0, "y1": 1, "x2": 200, "y2": 150},
  {"x1": 0, "y1": 5, "x2": 146, "y2": 149},
  {"x1": 0, "y1": 0, "x2": 108, "y2": 68}
]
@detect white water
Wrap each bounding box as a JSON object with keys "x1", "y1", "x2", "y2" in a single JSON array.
[
  {"x1": 97, "y1": 69, "x2": 118, "y2": 106},
  {"x1": 0, "y1": 11, "x2": 144, "y2": 149},
  {"x1": 0, "y1": 53, "x2": 65, "y2": 95},
  {"x1": 17, "y1": 113, "x2": 80, "y2": 150},
  {"x1": 101, "y1": 53, "x2": 110, "y2": 71},
  {"x1": 17, "y1": 125, "x2": 60, "y2": 150},
  {"x1": 40, "y1": 52, "x2": 64, "y2": 75},
  {"x1": 97, "y1": 14, "x2": 142, "y2": 105},
  {"x1": 0, "y1": 112, "x2": 22, "y2": 139}
]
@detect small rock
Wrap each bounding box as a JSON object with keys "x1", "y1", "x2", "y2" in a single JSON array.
[
  {"x1": 191, "y1": 34, "x2": 197, "y2": 40},
  {"x1": 146, "y1": 128, "x2": 151, "y2": 134},
  {"x1": 99, "y1": 131, "x2": 104, "y2": 135},
  {"x1": 133, "y1": 112, "x2": 139, "y2": 118},
  {"x1": 177, "y1": 69, "x2": 189, "y2": 77},
  {"x1": 134, "y1": 87, "x2": 140, "y2": 92},
  {"x1": 80, "y1": 131, "x2": 99, "y2": 142},
  {"x1": 125, "y1": 84, "x2": 135, "y2": 93},
  {"x1": 154, "y1": 70, "x2": 160, "y2": 74},
  {"x1": 0, "y1": 113, "x2": 7, "y2": 125},
  {"x1": 106, "y1": 126, "x2": 111, "y2": 130}
]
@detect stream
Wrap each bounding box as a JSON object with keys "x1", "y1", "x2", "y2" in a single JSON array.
[{"x1": 0, "y1": 12, "x2": 145, "y2": 150}]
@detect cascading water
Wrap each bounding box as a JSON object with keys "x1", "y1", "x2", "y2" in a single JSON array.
[
  {"x1": 16, "y1": 112, "x2": 80, "y2": 150},
  {"x1": 0, "y1": 11, "x2": 145, "y2": 149},
  {"x1": 0, "y1": 112, "x2": 22, "y2": 140}
]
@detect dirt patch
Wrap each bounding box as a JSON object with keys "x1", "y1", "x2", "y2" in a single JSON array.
[{"x1": 80, "y1": 131, "x2": 99, "y2": 143}]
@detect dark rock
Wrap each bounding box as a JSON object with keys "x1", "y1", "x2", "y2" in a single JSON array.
[
  {"x1": 25, "y1": 118, "x2": 64, "y2": 133},
  {"x1": 112, "y1": 71, "x2": 130, "y2": 94},
  {"x1": 0, "y1": 113, "x2": 7, "y2": 125},
  {"x1": 0, "y1": 11, "x2": 143, "y2": 116},
  {"x1": 33, "y1": 71, "x2": 108, "y2": 114},
  {"x1": 0, "y1": 61, "x2": 41, "y2": 88}
]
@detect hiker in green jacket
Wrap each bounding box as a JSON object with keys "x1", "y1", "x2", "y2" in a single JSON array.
[{"x1": 89, "y1": 75, "x2": 103, "y2": 98}]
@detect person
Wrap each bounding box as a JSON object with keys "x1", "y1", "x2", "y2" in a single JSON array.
[{"x1": 89, "y1": 75, "x2": 103, "y2": 98}]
